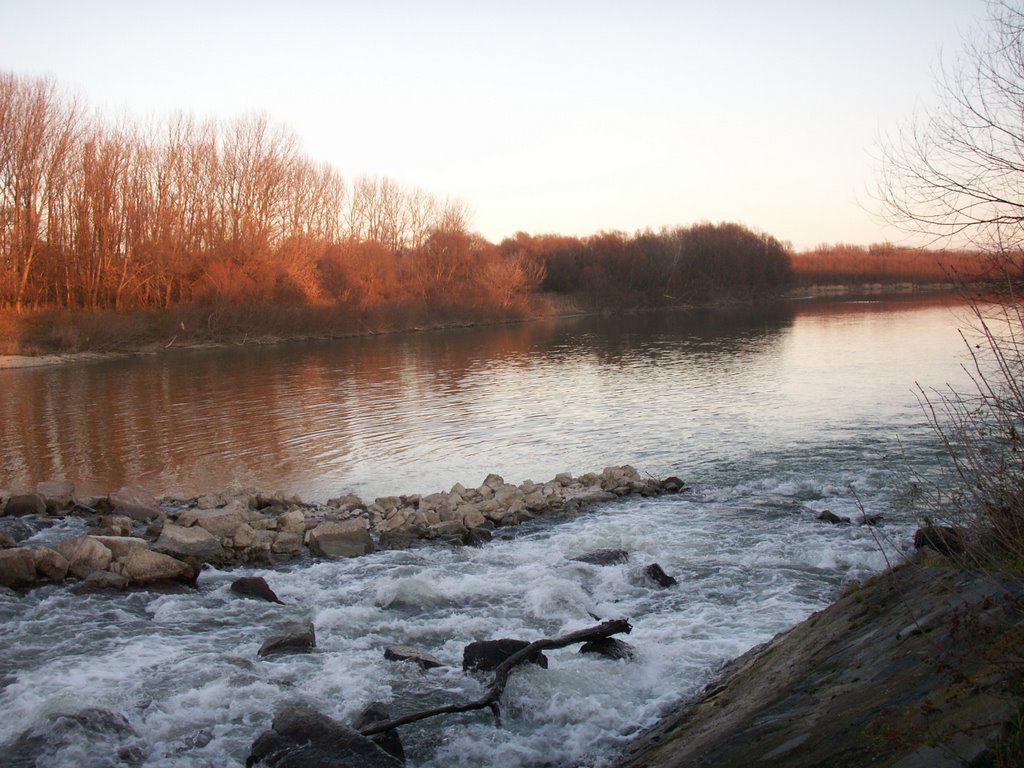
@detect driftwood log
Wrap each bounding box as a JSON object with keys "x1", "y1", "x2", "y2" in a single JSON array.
[{"x1": 359, "y1": 618, "x2": 633, "y2": 735}]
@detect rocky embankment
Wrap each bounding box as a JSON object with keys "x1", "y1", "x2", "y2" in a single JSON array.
[
  {"x1": 614, "y1": 561, "x2": 1024, "y2": 768},
  {"x1": 0, "y1": 466, "x2": 685, "y2": 590}
]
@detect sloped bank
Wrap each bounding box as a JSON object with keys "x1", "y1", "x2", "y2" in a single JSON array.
[
  {"x1": 0, "y1": 466, "x2": 685, "y2": 590},
  {"x1": 614, "y1": 562, "x2": 1024, "y2": 768}
]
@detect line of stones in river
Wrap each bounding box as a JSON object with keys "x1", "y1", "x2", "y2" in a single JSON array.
[{"x1": 0, "y1": 466, "x2": 686, "y2": 591}]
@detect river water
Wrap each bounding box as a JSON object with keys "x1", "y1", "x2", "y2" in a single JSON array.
[{"x1": 0, "y1": 296, "x2": 979, "y2": 767}]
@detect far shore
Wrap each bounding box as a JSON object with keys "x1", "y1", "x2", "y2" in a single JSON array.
[{"x1": 0, "y1": 284, "x2": 964, "y2": 371}]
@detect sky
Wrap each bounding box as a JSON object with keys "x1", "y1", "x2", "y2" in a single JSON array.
[{"x1": 0, "y1": 1, "x2": 993, "y2": 250}]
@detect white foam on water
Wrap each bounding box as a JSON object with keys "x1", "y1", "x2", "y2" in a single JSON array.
[{"x1": 0, "y1": 468, "x2": 923, "y2": 767}]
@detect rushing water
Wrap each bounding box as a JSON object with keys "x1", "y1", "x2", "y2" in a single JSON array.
[{"x1": 0, "y1": 296, "x2": 980, "y2": 767}]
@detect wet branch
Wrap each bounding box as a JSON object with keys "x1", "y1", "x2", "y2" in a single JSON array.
[{"x1": 358, "y1": 618, "x2": 633, "y2": 736}]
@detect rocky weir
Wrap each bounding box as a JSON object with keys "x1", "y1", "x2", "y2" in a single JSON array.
[{"x1": 0, "y1": 466, "x2": 686, "y2": 591}]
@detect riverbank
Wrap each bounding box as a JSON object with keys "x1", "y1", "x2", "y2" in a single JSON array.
[
  {"x1": 0, "y1": 285, "x2": 963, "y2": 370},
  {"x1": 614, "y1": 560, "x2": 1024, "y2": 768}
]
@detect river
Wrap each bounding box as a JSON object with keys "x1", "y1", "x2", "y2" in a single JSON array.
[{"x1": 0, "y1": 296, "x2": 980, "y2": 766}]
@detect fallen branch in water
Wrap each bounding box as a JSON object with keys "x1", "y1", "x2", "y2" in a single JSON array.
[{"x1": 358, "y1": 617, "x2": 633, "y2": 735}]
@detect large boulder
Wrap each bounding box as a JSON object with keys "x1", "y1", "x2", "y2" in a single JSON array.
[
  {"x1": 307, "y1": 521, "x2": 374, "y2": 559},
  {"x1": 35, "y1": 480, "x2": 77, "y2": 514},
  {"x1": 88, "y1": 536, "x2": 149, "y2": 560},
  {"x1": 111, "y1": 547, "x2": 194, "y2": 585},
  {"x1": 247, "y1": 704, "x2": 402, "y2": 768},
  {"x1": 258, "y1": 623, "x2": 317, "y2": 658},
  {"x1": 0, "y1": 548, "x2": 38, "y2": 588},
  {"x1": 4, "y1": 493, "x2": 46, "y2": 517},
  {"x1": 462, "y1": 639, "x2": 548, "y2": 672},
  {"x1": 176, "y1": 506, "x2": 248, "y2": 538},
  {"x1": 55, "y1": 536, "x2": 113, "y2": 579},
  {"x1": 33, "y1": 547, "x2": 69, "y2": 583},
  {"x1": 108, "y1": 486, "x2": 163, "y2": 522},
  {"x1": 155, "y1": 523, "x2": 225, "y2": 561}
]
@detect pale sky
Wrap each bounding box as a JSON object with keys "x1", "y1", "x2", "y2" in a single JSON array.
[{"x1": 0, "y1": 1, "x2": 990, "y2": 250}]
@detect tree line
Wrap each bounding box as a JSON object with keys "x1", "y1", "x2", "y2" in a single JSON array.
[
  {"x1": 0, "y1": 71, "x2": 800, "y2": 318},
  {"x1": 0, "y1": 72, "x2": 514, "y2": 313},
  {"x1": 790, "y1": 242, "x2": 992, "y2": 286}
]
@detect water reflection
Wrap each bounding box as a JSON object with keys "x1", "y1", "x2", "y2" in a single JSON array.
[{"x1": 0, "y1": 296, "x2": 968, "y2": 502}]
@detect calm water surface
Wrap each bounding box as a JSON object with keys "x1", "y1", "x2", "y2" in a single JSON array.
[
  {"x1": 0, "y1": 295, "x2": 983, "y2": 768},
  {"x1": 0, "y1": 296, "x2": 973, "y2": 502}
]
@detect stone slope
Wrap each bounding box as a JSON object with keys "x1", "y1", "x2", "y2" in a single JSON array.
[{"x1": 615, "y1": 564, "x2": 1023, "y2": 768}]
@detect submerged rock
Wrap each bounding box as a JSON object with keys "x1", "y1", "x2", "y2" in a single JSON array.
[
  {"x1": 572, "y1": 549, "x2": 630, "y2": 566},
  {"x1": 71, "y1": 569, "x2": 130, "y2": 593},
  {"x1": 7, "y1": 707, "x2": 144, "y2": 768},
  {"x1": 384, "y1": 645, "x2": 447, "y2": 670},
  {"x1": 247, "y1": 704, "x2": 402, "y2": 768},
  {"x1": 258, "y1": 622, "x2": 317, "y2": 658},
  {"x1": 462, "y1": 638, "x2": 549, "y2": 672},
  {"x1": 816, "y1": 510, "x2": 851, "y2": 525}
]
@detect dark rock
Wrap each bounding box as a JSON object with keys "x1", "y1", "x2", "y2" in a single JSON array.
[
  {"x1": 0, "y1": 548, "x2": 38, "y2": 588},
  {"x1": 463, "y1": 527, "x2": 493, "y2": 546},
  {"x1": 247, "y1": 704, "x2": 402, "y2": 767},
  {"x1": 572, "y1": 548, "x2": 630, "y2": 565},
  {"x1": 645, "y1": 563, "x2": 678, "y2": 588},
  {"x1": 661, "y1": 476, "x2": 686, "y2": 493},
  {"x1": 0, "y1": 529, "x2": 15, "y2": 548},
  {"x1": 4, "y1": 493, "x2": 46, "y2": 517},
  {"x1": 579, "y1": 637, "x2": 636, "y2": 660},
  {"x1": 913, "y1": 525, "x2": 967, "y2": 556},
  {"x1": 462, "y1": 638, "x2": 549, "y2": 672},
  {"x1": 352, "y1": 701, "x2": 405, "y2": 763},
  {"x1": 816, "y1": 510, "x2": 851, "y2": 525},
  {"x1": 6, "y1": 707, "x2": 144, "y2": 768},
  {"x1": 258, "y1": 623, "x2": 316, "y2": 658},
  {"x1": 384, "y1": 645, "x2": 447, "y2": 670},
  {"x1": 231, "y1": 576, "x2": 284, "y2": 604},
  {"x1": 858, "y1": 513, "x2": 883, "y2": 526}
]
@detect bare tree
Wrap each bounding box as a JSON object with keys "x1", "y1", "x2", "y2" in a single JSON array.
[
  {"x1": 880, "y1": 1, "x2": 1024, "y2": 259},
  {"x1": 881, "y1": 2, "x2": 1024, "y2": 567}
]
